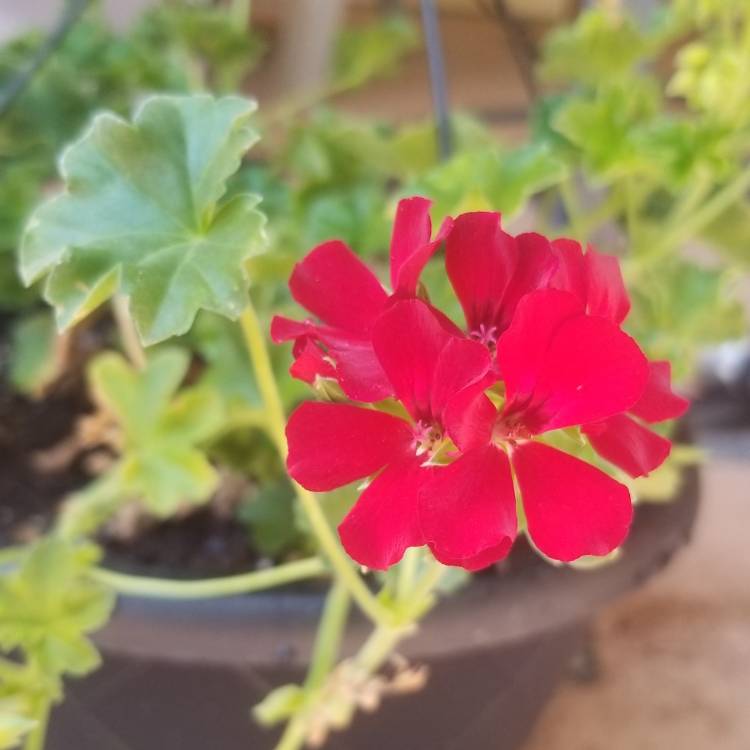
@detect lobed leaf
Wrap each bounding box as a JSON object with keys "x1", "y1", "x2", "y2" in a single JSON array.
[
  {"x1": 0, "y1": 539, "x2": 114, "y2": 680},
  {"x1": 20, "y1": 94, "x2": 267, "y2": 345},
  {"x1": 88, "y1": 348, "x2": 225, "y2": 515}
]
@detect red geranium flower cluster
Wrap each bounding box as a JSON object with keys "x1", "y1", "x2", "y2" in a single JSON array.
[{"x1": 273, "y1": 197, "x2": 688, "y2": 571}]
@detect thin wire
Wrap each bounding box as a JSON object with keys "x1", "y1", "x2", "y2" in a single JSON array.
[{"x1": 419, "y1": 0, "x2": 453, "y2": 161}]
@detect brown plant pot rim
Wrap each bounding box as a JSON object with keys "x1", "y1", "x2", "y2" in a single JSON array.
[{"x1": 94, "y1": 462, "x2": 700, "y2": 669}]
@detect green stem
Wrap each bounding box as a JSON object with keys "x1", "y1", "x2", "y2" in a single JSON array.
[
  {"x1": 405, "y1": 557, "x2": 445, "y2": 615},
  {"x1": 395, "y1": 547, "x2": 421, "y2": 603},
  {"x1": 658, "y1": 169, "x2": 750, "y2": 254},
  {"x1": 55, "y1": 473, "x2": 123, "y2": 540},
  {"x1": 272, "y1": 554, "x2": 446, "y2": 750},
  {"x1": 629, "y1": 168, "x2": 750, "y2": 284},
  {"x1": 23, "y1": 695, "x2": 50, "y2": 750},
  {"x1": 353, "y1": 623, "x2": 408, "y2": 673},
  {"x1": 88, "y1": 556, "x2": 327, "y2": 599},
  {"x1": 304, "y1": 582, "x2": 351, "y2": 690},
  {"x1": 238, "y1": 303, "x2": 394, "y2": 627}
]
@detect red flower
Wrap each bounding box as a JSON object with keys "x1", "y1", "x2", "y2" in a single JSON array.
[
  {"x1": 286, "y1": 299, "x2": 491, "y2": 570},
  {"x1": 582, "y1": 361, "x2": 689, "y2": 477},
  {"x1": 550, "y1": 238, "x2": 631, "y2": 324},
  {"x1": 271, "y1": 197, "x2": 451, "y2": 402},
  {"x1": 548, "y1": 239, "x2": 689, "y2": 476},
  {"x1": 445, "y1": 211, "x2": 558, "y2": 349},
  {"x1": 420, "y1": 290, "x2": 650, "y2": 568},
  {"x1": 279, "y1": 204, "x2": 686, "y2": 573}
]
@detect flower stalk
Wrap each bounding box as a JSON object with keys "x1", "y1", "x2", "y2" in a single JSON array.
[
  {"x1": 238, "y1": 302, "x2": 396, "y2": 627},
  {"x1": 89, "y1": 557, "x2": 328, "y2": 600}
]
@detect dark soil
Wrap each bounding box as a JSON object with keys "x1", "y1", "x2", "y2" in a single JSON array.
[
  {"x1": 0, "y1": 302, "x2": 266, "y2": 578},
  {"x1": 0, "y1": 381, "x2": 91, "y2": 546},
  {"x1": 0, "y1": 374, "x2": 263, "y2": 577},
  {"x1": 0, "y1": 311, "x2": 562, "y2": 582}
]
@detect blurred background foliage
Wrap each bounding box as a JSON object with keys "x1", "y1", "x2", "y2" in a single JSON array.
[
  {"x1": 2, "y1": 1, "x2": 750, "y2": 742},
  {"x1": 2, "y1": 0, "x2": 750, "y2": 555}
]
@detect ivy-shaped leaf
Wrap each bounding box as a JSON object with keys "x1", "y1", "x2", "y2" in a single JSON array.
[
  {"x1": 552, "y1": 83, "x2": 659, "y2": 178},
  {"x1": 539, "y1": 7, "x2": 662, "y2": 87},
  {"x1": 20, "y1": 94, "x2": 267, "y2": 345},
  {"x1": 88, "y1": 348, "x2": 225, "y2": 515},
  {"x1": 411, "y1": 143, "x2": 567, "y2": 219},
  {"x1": 333, "y1": 15, "x2": 419, "y2": 90},
  {"x1": 0, "y1": 539, "x2": 114, "y2": 680}
]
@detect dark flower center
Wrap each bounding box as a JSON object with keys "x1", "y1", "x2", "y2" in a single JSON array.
[{"x1": 469, "y1": 323, "x2": 498, "y2": 351}]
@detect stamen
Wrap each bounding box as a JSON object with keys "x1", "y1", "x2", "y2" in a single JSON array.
[
  {"x1": 470, "y1": 323, "x2": 499, "y2": 349},
  {"x1": 412, "y1": 420, "x2": 444, "y2": 458}
]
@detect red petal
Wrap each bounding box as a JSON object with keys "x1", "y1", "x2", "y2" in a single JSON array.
[
  {"x1": 529, "y1": 314, "x2": 650, "y2": 432},
  {"x1": 419, "y1": 446, "x2": 517, "y2": 571},
  {"x1": 289, "y1": 240, "x2": 388, "y2": 334},
  {"x1": 390, "y1": 196, "x2": 452, "y2": 296},
  {"x1": 289, "y1": 339, "x2": 337, "y2": 384},
  {"x1": 551, "y1": 238, "x2": 587, "y2": 304},
  {"x1": 272, "y1": 314, "x2": 393, "y2": 402},
  {"x1": 583, "y1": 414, "x2": 672, "y2": 478},
  {"x1": 584, "y1": 246, "x2": 630, "y2": 324},
  {"x1": 497, "y1": 289, "x2": 583, "y2": 411},
  {"x1": 443, "y1": 390, "x2": 497, "y2": 451},
  {"x1": 552, "y1": 240, "x2": 630, "y2": 324},
  {"x1": 338, "y1": 457, "x2": 430, "y2": 569},
  {"x1": 430, "y1": 337, "x2": 492, "y2": 422},
  {"x1": 446, "y1": 212, "x2": 516, "y2": 333},
  {"x1": 372, "y1": 299, "x2": 454, "y2": 421},
  {"x1": 513, "y1": 441, "x2": 633, "y2": 562},
  {"x1": 630, "y1": 361, "x2": 689, "y2": 423},
  {"x1": 497, "y1": 232, "x2": 559, "y2": 331},
  {"x1": 323, "y1": 334, "x2": 394, "y2": 402},
  {"x1": 270, "y1": 315, "x2": 312, "y2": 343},
  {"x1": 286, "y1": 402, "x2": 412, "y2": 492}
]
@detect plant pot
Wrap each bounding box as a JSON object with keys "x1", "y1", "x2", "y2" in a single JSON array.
[{"x1": 46, "y1": 458, "x2": 700, "y2": 750}]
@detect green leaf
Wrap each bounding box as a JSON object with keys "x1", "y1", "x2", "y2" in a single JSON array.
[
  {"x1": 626, "y1": 260, "x2": 746, "y2": 377},
  {"x1": 299, "y1": 185, "x2": 390, "y2": 256},
  {"x1": 668, "y1": 42, "x2": 750, "y2": 122},
  {"x1": 0, "y1": 538, "x2": 114, "y2": 680},
  {"x1": 0, "y1": 696, "x2": 36, "y2": 750},
  {"x1": 539, "y1": 7, "x2": 662, "y2": 86},
  {"x1": 190, "y1": 312, "x2": 260, "y2": 408},
  {"x1": 135, "y1": 4, "x2": 265, "y2": 92},
  {"x1": 253, "y1": 684, "x2": 305, "y2": 726},
  {"x1": 20, "y1": 94, "x2": 267, "y2": 344},
  {"x1": 385, "y1": 114, "x2": 494, "y2": 179},
  {"x1": 333, "y1": 15, "x2": 419, "y2": 90},
  {"x1": 486, "y1": 143, "x2": 569, "y2": 216},
  {"x1": 238, "y1": 481, "x2": 302, "y2": 557},
  {"x1": 8, "y1": 312, "x2": 58, "y2": 395},
  {"x1": 552, "y1": 83, "x2": 659, "y2": 179},
  {"x1": 88, "y1": 348, "x2": 225, "y2": 515},
  {"x1": 411, "y1": 143, "x2": 567, "y2": 219}
]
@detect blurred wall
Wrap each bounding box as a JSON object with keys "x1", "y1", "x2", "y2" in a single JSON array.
[{"x1": 0, "y1": 0, "x2": 157, "y2": 42}]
